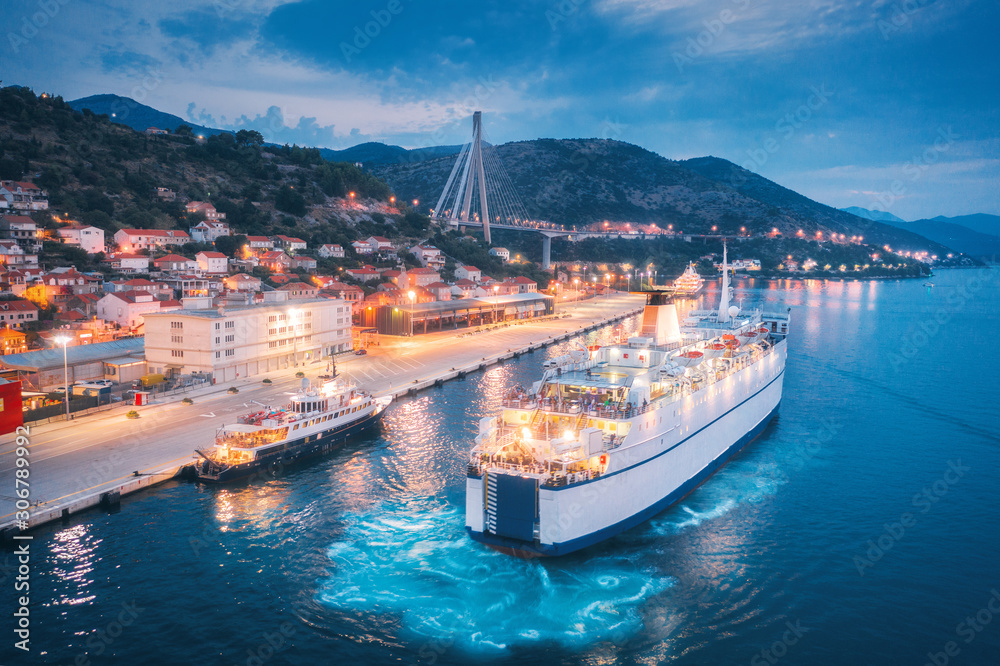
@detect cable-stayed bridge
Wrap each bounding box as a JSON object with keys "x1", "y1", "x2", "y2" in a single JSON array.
[{"x1": 431, "y1": 111, "x2": 733, "y2": 269}]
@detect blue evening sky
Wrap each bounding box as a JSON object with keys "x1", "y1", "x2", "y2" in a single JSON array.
[{"x1": 3, "y1": 0, "x2": 997, "y2": 219}]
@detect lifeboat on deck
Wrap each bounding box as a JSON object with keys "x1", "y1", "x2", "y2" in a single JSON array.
[
  {"x1": 675, "y1": 350, "x2": 704, "y2": 367},
  {"x1": 702, "y1": 342, "x2": 728, "y2": 359}
]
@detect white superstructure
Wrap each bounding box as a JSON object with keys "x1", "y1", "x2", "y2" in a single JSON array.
[{"x1": 466, "y1": 246, "x2": 790, "y2": 556}]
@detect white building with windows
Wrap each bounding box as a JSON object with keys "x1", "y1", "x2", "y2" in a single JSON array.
[
  {"x1": 143, "y1": 298, "x2": 353, "y2": 382},
  {"x1": 57, "y1": 223, "x2": 105, "y2": 253}
]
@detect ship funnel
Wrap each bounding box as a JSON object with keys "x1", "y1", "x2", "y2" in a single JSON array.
[{"x1": 638, "y1": 291, "x2": 681, "y2": 345}]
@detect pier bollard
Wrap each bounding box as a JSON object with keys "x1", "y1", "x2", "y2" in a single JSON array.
[{"x1": 100, "y1": 490, "x2": 121, "y2": 511}]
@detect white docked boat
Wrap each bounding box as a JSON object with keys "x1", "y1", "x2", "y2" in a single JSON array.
[
  {"x1": 672, "y1": 262, "x2": 705, "y2": 295},
  {"x1": 195, "y1": 379, "x2": 391, "y2": 483},
  {"x1": 465, "y1": 246, "x2": 790, "y2": 556}
]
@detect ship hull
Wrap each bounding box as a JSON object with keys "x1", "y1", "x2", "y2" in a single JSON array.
[
  {"x1": 195, "y1": 407, "x2": 386, "y2": 483},
  {"x1": 467, "y1": 340, "x2": 786, "y2": 557}
]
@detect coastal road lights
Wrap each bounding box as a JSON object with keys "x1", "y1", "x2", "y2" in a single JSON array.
[
  {"x1": 54, "y1": 335, "x2": 70, "y2": 420},
  {"x1": 407, "y1": 290, "x2": 416, "y2": 336}
]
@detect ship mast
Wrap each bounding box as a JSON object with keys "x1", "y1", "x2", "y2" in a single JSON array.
[{"x1": 718, "y1": 241, "x2": 731, "y2": 323}]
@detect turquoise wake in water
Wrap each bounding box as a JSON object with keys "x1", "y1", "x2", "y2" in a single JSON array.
[{"x1": 316, "y1": 497, "x2": 673, "y2": 654}]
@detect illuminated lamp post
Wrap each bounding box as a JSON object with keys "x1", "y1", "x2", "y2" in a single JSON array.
[
  {"x1": 408, "y1": 290, "x2": 416, "y2": 336},
  {"x1": 54, "y1": 335, "x2": 70, "y2": 420}
]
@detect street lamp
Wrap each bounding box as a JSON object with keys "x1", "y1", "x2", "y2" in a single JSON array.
[
  {"x1": 573, "y1": 278, "x2": 579, "y2": 302},
  {"x1": 407, "y1": 290, "x2": 416, "y2": 336},
  {"x1": 492, "y1": 284, "x2": 500, "y2": 323},
  {"x1": 54, "y1": 335, "x2": 70, "y2": 420}
]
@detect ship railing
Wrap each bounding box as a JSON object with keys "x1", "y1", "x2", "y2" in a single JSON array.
[{"x1": 468, "y1": 458, "x2": 598, "y2": 487}]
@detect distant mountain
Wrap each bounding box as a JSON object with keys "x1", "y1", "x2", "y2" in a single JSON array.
[
  {"x1": 840, "y1": 206, "x2": 908, "y2": 224},
  {"x1": 68, "y1": 94, "x2": 225, "y2": 138},
  {"x1": 926, "y1": 213, "x2": 1000, "y2": 238},
  {"x1": 376, "y1": 140, "x2": 955, "y2": 256},
  {"x1": 69, "y1": 95, "x2": 464, "y2": 167},
  {"x1": 875, "y1": 217, "x2": 1000, "y2": 260},
  {"x1": 319, "y1": 142, "x2": 463, "y2": 165}
]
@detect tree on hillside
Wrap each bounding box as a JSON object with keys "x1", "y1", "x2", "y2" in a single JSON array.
[
  {"x1": 215, "y1": 234, "x2": 247, "y2": 258},
  {"x1": 275, "y1": 186, "x2": 306, "y2": 216},
  {"x1": 174, "y1": 124, "x2": 194, "y2": 137},
  {"x1": 235, "y1": 130, "x2": 264, "y2": 149}
]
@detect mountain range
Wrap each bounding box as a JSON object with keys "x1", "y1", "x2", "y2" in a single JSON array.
[
  {"x1": 842, "y1": 207, "x2": 1000, "y2": 260},
  {"x1": 374, "y1": 139, "x2": 956, "y2": 256},
  {"x1": 68, "y1": 95, "x2": 463, "y2": 165},
  {"x1": 67, "y1": 93, "x2": 989, "y2": 261}
]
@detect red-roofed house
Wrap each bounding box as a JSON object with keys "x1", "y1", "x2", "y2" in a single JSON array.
[
  {"x1": 114, "y1": 229, "x2": 190, "y2": 251},
  {"x1": 0, "y1": 299, "x2": 38, "y2": 329},
  {"x1": 345, "y1": 266, "x2": 380, "y2": 282},
  {"x1": 154, "y1": 254, "x2": 197, "y2": 273},
  {"x1": 269, "y1": 273, "x2": 292, "y2": 285},
  {"x1": 0, "y1": 240, "x2": 37, "y2": 268},
  {"x1": 0, "y1": 215, "x2": 42, "y2": 252},
  {"x1": 504, "y1": 276, "x2": 538, "y2": 293},
  {"x1": 260, "y1": 250, "x2": 291, "y2": 272},
  {"x1": 407, "y1": 267, "x2": 440, "y2": 287},
  {"x1": 318, "y1": 244, "x2": 344, "y2": 259},
  {"x1": 408, "y1": 243, "x2": 445, "y2": 269},
  {"x1": 196, "y1": 251, "x2": 228, "y2": 274},
  {"x1": 0, "y1": 181, "x2": 48, "y2": 211},
  {"x1": 273, "y1": 235, "x2": 307, "y2": 253},
  {"x1": 246, "y1": 235, "x2": 274, "y2": 250},
  {"x1": 223, "y1": 273, "x2": 262, "y2": 292},
  {"x1": 103, "y1": 253, "x2": 149, "y2": 273},
  {"x1": 320, "y1": 282, "x2": 364, "y2": 313},
  {"x1": 277, "y1": 282, "x2": 319, "y2": 300},
  {"x1": 425, "y1": 281, "x2": 452, "y2": 301},
  {"x1": 96, "y1": 291, "x2": 180, "y2": 327},
  {"x1": 366, "y1": 236, "x2": 394, "y2": 253},
  {"x1": 290, "y1": 256, "x2": 316, "y2": 271},
  {"x1": 454, "y1": 265, "x2": 481, "y2": 282},
  {"x1": 351, "y1": 240, "x2": 372, "y2": 255},
  {"x1": 0, "y1": 327, "x2": 27, "y2": 355},
  {"x1": 185, "y1": 201, "x2": 227, "y2": 221},
  {"x1": 189, "y1": 220, "x2": 231, "y2": 243},
  {"x1": 452, "y1": 279, "x2": 484, "y2": 299},
  {"x1": 57, "y1": 223, "x2": 105, "y2": 253}
]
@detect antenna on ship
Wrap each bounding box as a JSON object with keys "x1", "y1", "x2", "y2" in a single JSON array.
[{"x1": 718, "y1": 241, "x2": 731, "y2": 323}]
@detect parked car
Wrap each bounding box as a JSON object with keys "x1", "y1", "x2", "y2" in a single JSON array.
[
  {"x1": 79, "y1": 379, "x2": 114, "y2": 387},
  {"x1": 355, "y1": 349, "x2": 367, "y2": 355}
]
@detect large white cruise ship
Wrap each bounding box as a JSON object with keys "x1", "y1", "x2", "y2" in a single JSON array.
[{"x1": 465, "y1": 247, "x2": 790, "y2": 556}]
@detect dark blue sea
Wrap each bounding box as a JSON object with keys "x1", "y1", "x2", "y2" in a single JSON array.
[{"x1": 6, "y1": 268, "x2": 999, "y2": 665}]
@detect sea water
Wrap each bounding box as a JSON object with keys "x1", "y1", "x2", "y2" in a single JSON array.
[{"x1": 7, "y1": 268, "x2": 999, "y2": 665}]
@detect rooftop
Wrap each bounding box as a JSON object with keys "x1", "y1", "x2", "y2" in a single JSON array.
[
  {"x1": 0, "y1": 337, "x2": 144, "y2": 372},
  {"x1": 143, "y1": 297, "x2": 341, "y2": 320}
]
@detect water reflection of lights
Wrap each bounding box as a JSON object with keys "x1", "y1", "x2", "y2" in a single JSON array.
[
  {"x1": 212, "y1": 484, "x2": 292, "y2": 530},
  {"x1": 49, "y1": 524, "x2": 100, "y2": 606}
]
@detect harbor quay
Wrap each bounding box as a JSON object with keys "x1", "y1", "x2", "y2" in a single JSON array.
[{"x1": 0, "y1": 294, "x2": 643, "y2": 537}]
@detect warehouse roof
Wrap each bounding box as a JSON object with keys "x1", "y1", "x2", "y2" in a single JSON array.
[{"x1": 0, "y1": 338, "x2": 145, "y2": 372}]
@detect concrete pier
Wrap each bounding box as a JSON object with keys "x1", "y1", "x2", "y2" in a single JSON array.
[{"x1": 0, "y1": 294, "x2": 643, "y2": 537}]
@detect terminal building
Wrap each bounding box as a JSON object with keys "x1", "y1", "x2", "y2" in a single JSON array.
[
  {"x1": 143, "y1": 297, "x2": 352, "y2": 382},
  {"x1": 358, "y1": 293, "x2": 555, "y2": 336}
]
